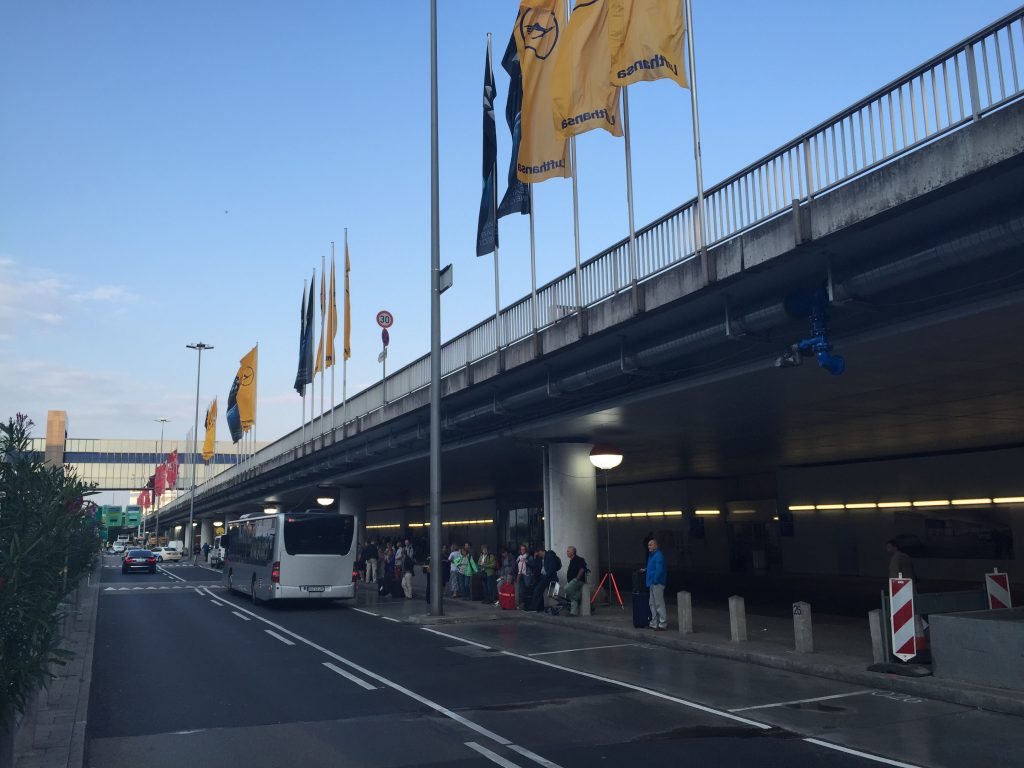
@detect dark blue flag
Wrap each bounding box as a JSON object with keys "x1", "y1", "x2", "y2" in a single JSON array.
[
  {"x1": 225, "y1": 374, "x2": 242, "y2": 443},
  {"x1": 293, "y1": 275, "x2": 315, "y2": 394},
  {"x1": 476, "y1": 40, "x2": 499, "y2": 257},
  {"x1": 497, "y1": 31, "x2": 531, "y2": 218}
]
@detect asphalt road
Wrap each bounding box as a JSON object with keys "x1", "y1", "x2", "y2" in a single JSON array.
[{"x1": 86, "y1": 557, "x2": 1024, "y2": 768}]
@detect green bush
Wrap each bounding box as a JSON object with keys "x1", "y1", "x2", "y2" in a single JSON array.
[{"x1": 0, "y1": 414, "x2": 99, "y2": 718}]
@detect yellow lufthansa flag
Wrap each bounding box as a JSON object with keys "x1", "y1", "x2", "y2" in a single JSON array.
[
  {"x1": 608, "y1": 0, "x2": 687, "y2": 88},
  {"x1": 202, "y1": 398, "x2": 217, "y2": 462},
  {"x1": 343, "y1": 242, "x2": 351, "y2": 361},
  {"x1": 236, "y1": 345, "x2": 257, "y2": 432},
  {"x1": 552, "y1": 0, "x2": 623, "y2": 140},
  {"x1": 515, "y1": 0, "x2": 570, "y2": 183},
  {"x1": 314, "y1": 267, "x2": 326, "y2": 374},
  {"x1": 325, "y1": 254, "x2": 338, "y2": 367}
]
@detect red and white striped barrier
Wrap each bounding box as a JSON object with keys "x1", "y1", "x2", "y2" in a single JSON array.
[
  {"x1": 985, "y1": 570, "x2": 1013, "y2": 609},
  {"x1": 889, "y1": 576, "x2": 916, "y2": 662}
]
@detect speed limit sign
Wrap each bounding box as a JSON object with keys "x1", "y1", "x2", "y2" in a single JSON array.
[{"x1": 376, "y1": 310, "x2": 394, "y2": 329}]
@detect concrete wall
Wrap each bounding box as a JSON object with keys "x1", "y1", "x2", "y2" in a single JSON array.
[{"x1": 778, "y1": 447, "x2": 1024, "y2": 582}]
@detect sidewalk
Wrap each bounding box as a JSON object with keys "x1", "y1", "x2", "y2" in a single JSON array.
[
  {"x1": 13, "y1": 561, "x2": 102, "y2": 768},
  {"x1": 358, "y1": 576, "x2": 1024, "y2": 719}
]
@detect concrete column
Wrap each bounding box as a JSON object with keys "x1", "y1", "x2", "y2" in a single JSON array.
[
  {"x1": 793, "y1": 601, "x2": 813, "y2": 653},
  {"x1": 677, "y1": 590, "x2": 693, "y2": 634},
  {"x1": 868, "y1": 609, "x2": 888, "y2": 664},
  {"x1": 729, "y1": 595, "x2": 747, "y2": 642},
  {"x1": 200, "y1": 520, "x2": 214, "y2": 549},
  {"x1": 545, "y1": 443, "x2": 598, "y2": 590},
  {"x1": 334, "y1": 488, "x2": 365, "y2": 556}
]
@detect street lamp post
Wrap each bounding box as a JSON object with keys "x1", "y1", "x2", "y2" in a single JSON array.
[
  {"x1": 187, "y1": 342, "x2": 213, "y2": 564},
  {"x1": 154, "y1": 417, "x2": 169, "y2": 545},
  {"x1": 589, "y1": 444, "x2": 624, "y2": 607}
]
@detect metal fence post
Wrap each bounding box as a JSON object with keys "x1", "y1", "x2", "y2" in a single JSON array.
[
  {"x1": 965, "y1": 43, "x2": 982, "y2": 120},
  {"x1": 802, "y1": 138, "x2": 815, "y2": 201}
]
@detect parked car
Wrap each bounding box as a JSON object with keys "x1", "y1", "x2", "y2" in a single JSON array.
[
  {"x1": 122, "y1": 549, "x2": 157, "y2": 574},
  {"x1": 111, "y1": 541, "x2": 127, "y2": 554},
  {"x1": 151, "y1": 546, "x2": 182, "y2": 562}
]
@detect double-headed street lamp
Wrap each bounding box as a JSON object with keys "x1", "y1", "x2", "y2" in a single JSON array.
[{"x1": 187, "y1": 342, "x2": 213, "y2": 563}]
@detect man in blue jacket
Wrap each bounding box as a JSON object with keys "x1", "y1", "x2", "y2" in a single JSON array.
[{"x1": 645, "y1": 538, "x2": 668, "y2": 630}]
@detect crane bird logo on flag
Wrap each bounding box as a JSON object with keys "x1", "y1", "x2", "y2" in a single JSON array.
[
  {"x1": 239, "y1": 365, "x2": 255, "y2": 388},
  {"x1": 520, "y1": 9, "x2": 559, "y2": 59},
  {"x1": 889, "y1": 577, "x2": 917, "y2": 662}
]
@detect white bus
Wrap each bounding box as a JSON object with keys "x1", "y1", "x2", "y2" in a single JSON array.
[{"x1": 223, "y1": 510, "x2": 356, "y2": 603}]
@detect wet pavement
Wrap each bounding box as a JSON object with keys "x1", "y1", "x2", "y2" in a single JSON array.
[{"x1": 84, "y1": 557, "x2": 1024, "y2": 767}]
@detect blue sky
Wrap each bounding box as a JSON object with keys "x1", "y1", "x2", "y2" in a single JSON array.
[{"x1": 1, "y1": 0, "x2": 1017, "y2": 447}]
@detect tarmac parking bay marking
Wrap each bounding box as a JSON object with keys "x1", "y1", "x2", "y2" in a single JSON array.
[{"x1": 729, "y1": 690, "x2": 872, "y2": 712}]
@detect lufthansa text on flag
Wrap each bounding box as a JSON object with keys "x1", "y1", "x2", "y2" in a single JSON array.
[
  {"x1": 552, "y1": 0, "x2": 623, "y2": 140},
  {"x1": 608, "y1": 0, "x2": 687, "y2": 88}
]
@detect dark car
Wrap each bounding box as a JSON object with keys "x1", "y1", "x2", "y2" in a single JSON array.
[{"x1": 122, "y1": 549, "x2": 157, "y2": 574}]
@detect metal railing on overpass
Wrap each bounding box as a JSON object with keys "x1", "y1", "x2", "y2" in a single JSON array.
[{"x1": 173, "y1": 7, "x2": 1024, "y2": 510}]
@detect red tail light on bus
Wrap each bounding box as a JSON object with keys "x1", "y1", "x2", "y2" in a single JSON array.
[{"x1": 270, "y1": 561, "x2": 281, "y2": 583}]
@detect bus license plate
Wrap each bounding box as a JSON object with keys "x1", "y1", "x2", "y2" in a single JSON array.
[{"x1": 303, "y1": 585, "x2": 326, "y2": 593}]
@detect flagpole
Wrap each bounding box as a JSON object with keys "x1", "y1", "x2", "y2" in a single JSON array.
[
  {"x1": 684, "y1": 0, "x2": 709, "y2": 278},
  {"x1": 342, "y1": 229, "x2": 349, "y2": 430},
  {"x1": 320, "y1": 254, "x2": 326, "y2": 437},
  {"x1": 488, "y1": 33, "x2": 502, "y2": 355},
  {"x1": 564, "y1": 0, "x2": 584, "y2": 326},
  {"x1": 622, "y1": 85, "x2": 638, "y2": 298},
  {"x1": 300, "y1": 278, "x2": 307, "y2": 446},
  {"x1": 330, "y1": 241, "x2": 336, "y2": 434},
  {"x1": 529, "y1": 184, "x2": 538, "y2": 331}
]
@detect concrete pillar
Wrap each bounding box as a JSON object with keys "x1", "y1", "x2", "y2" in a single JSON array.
[
  {"x1": 677, "y1": 590, "x2": 693, "y2": 634},
  {"x1": 729, "y1": 595, "x2": 747, "y2": 642},
  {"x1": 200, "y1": 520, "x2": 214, "y2": 549},
  {"x1": 868, "y1": 609, "x2": 888, "y2": 664},
  {"x1": 793, "y1": 601, "x2": 813, "y2": 653},
  {"x1": 545, "y1": 443, "x2": 598, "y2": 591},
  {"x1": 335, "y1": 488, "x2": 365, "y2": 556}
]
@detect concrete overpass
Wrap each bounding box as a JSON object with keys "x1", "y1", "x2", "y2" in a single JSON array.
[{"x1": 157, "y1": 10, "x2": 1024, "y2": 592}]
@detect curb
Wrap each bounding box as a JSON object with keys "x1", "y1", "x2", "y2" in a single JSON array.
[
  {"x1": 394, "y1": 586, "x2": 1024, "y2": 719},
  {"x1": 69, "y1": 560, "x2": 102, "y2": 768},
  {"x1": 512, "y1": 605, "x2": 1024, "y2": 718}
]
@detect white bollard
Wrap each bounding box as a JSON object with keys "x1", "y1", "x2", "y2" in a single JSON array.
[
  {"x1": 677, "y1": 590, "x2": 693, "y2": 634},
  {"x1": 793, "y1": 601, "x2": 813, "y2": 653},
  {"x1": 580, "y1": 583, "x2": 592, "y2": 616},
  {"x1": 729, "y1": 595, "x2": 747, "y2": 642}
]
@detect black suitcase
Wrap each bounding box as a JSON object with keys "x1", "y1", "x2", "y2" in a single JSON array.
[
  {"x1": 632, "y1": 591, "x2": 651, "y2": 628},
  {"x1": 631, "y1": 569, "x2": 643, "y2": 593},
  {"x1": 389, "y1": 576, "x2": 404, "y2": 598}
]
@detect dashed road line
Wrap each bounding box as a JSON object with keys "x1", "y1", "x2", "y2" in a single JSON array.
[
  {"x1": 350, "y1": 608, "x2": 378, "y2": 617},
  {"x1": 158, "y1": 567, "x2": 186, "y2": 583},
  {"x1": 210, "y1": 599, "x2": 224, "y2": 606},
  {"x1": 508, "y1": 744, "x2": 563, "y2": 768},
  {"x1": 528, "y1": 643, "x2": 636, "y2": 656},
  {"x1": 419, "y1": 627, "x2": 492, "y2": 650},
  {"x1": 380, "y1": 616, "x2": 401, "y2": 623},
  {"x1": 322, "y1": 662, "x2": 377, "y2": 690},
  {"x1": 730, "y1": 690, "x2": 872, "y2": 712},
  {"x1": 265, "y1": 629, "x2": 296, "y2": 646},
  {"x1": 803, "y1": 738, "x2": 923, "y2": 767},
  {"x1": 231, "y1": 611, "x2": 251, "y2": 622},
  {"x1": 464, "y1": 742, "x2": 522, "y2": 768}
]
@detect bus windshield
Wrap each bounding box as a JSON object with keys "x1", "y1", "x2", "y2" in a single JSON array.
[{"x1": 284, "y1": 515, "x2": 354, "y2": 556}]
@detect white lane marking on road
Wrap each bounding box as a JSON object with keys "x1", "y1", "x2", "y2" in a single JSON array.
[
  {"x1": 507, "y1": 744, "x2": 564, "y2": 768},
  {"x1": 420, "y1": 627, "x2": 491, "y2": 650},
  {"x1": 172, "y1": 729, "x2": 206, "y2": 735},
  {"x1": 210, "y1": 600, "x2": 224, "y2": 607},
  {"x1": 804, "y1": 738, "x2": 924, "y2": 767},
  {"x1": 265, "y1": 629, "x2": 296, "y2": 646},
  {"x1": 500, "y1": 650, "x2": 770, "y2": 730},
  {"x1": 231, "y1": 611, "x2": 251, "y2": 622},
  {"x1": 729, "y1": 690, "x2": 872, "y2": 712},
  {"x1": 528, "y1": 643, "x2": 635, "y2": 656},
  {"x1": 158, "y1": 567, "x2": 186, "y2": 582},
  {"x1": 193, "y1": 587, "x2": 204, "y2": 596},
  {"x1": 322, "y1": 662, "x2": 377, "y2": 690},
  {"x1": 464, "y1": 742, "x2": 522, "y2": 768},
  {"x1": 201, "y1": 587, "x2": 512, "y2": 747},
  {"x1": 350, "y1": 608, "x2": 379, "y2": 617},
  {"x1": 380, "y1": 616, "x2": 401, "y2": 623}
]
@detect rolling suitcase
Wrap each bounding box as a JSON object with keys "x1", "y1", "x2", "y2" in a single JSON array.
[
  {"x1": 498, "y1": 581, "x2": 516, "y2": 610},
  {"x1": 633, "y1": 592, "x2": 652, "y2": 628}
]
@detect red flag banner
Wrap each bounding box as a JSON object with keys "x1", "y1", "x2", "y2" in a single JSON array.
[
  {"x1": 166, "y1": 450, "x2": 179, "y2": 488},
  {"x1": 154, "y1": 465, "x2": 166, "y2": 496},
  {"x1": 138, "y1": 490, "x2": 151, "y2": 509}
]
